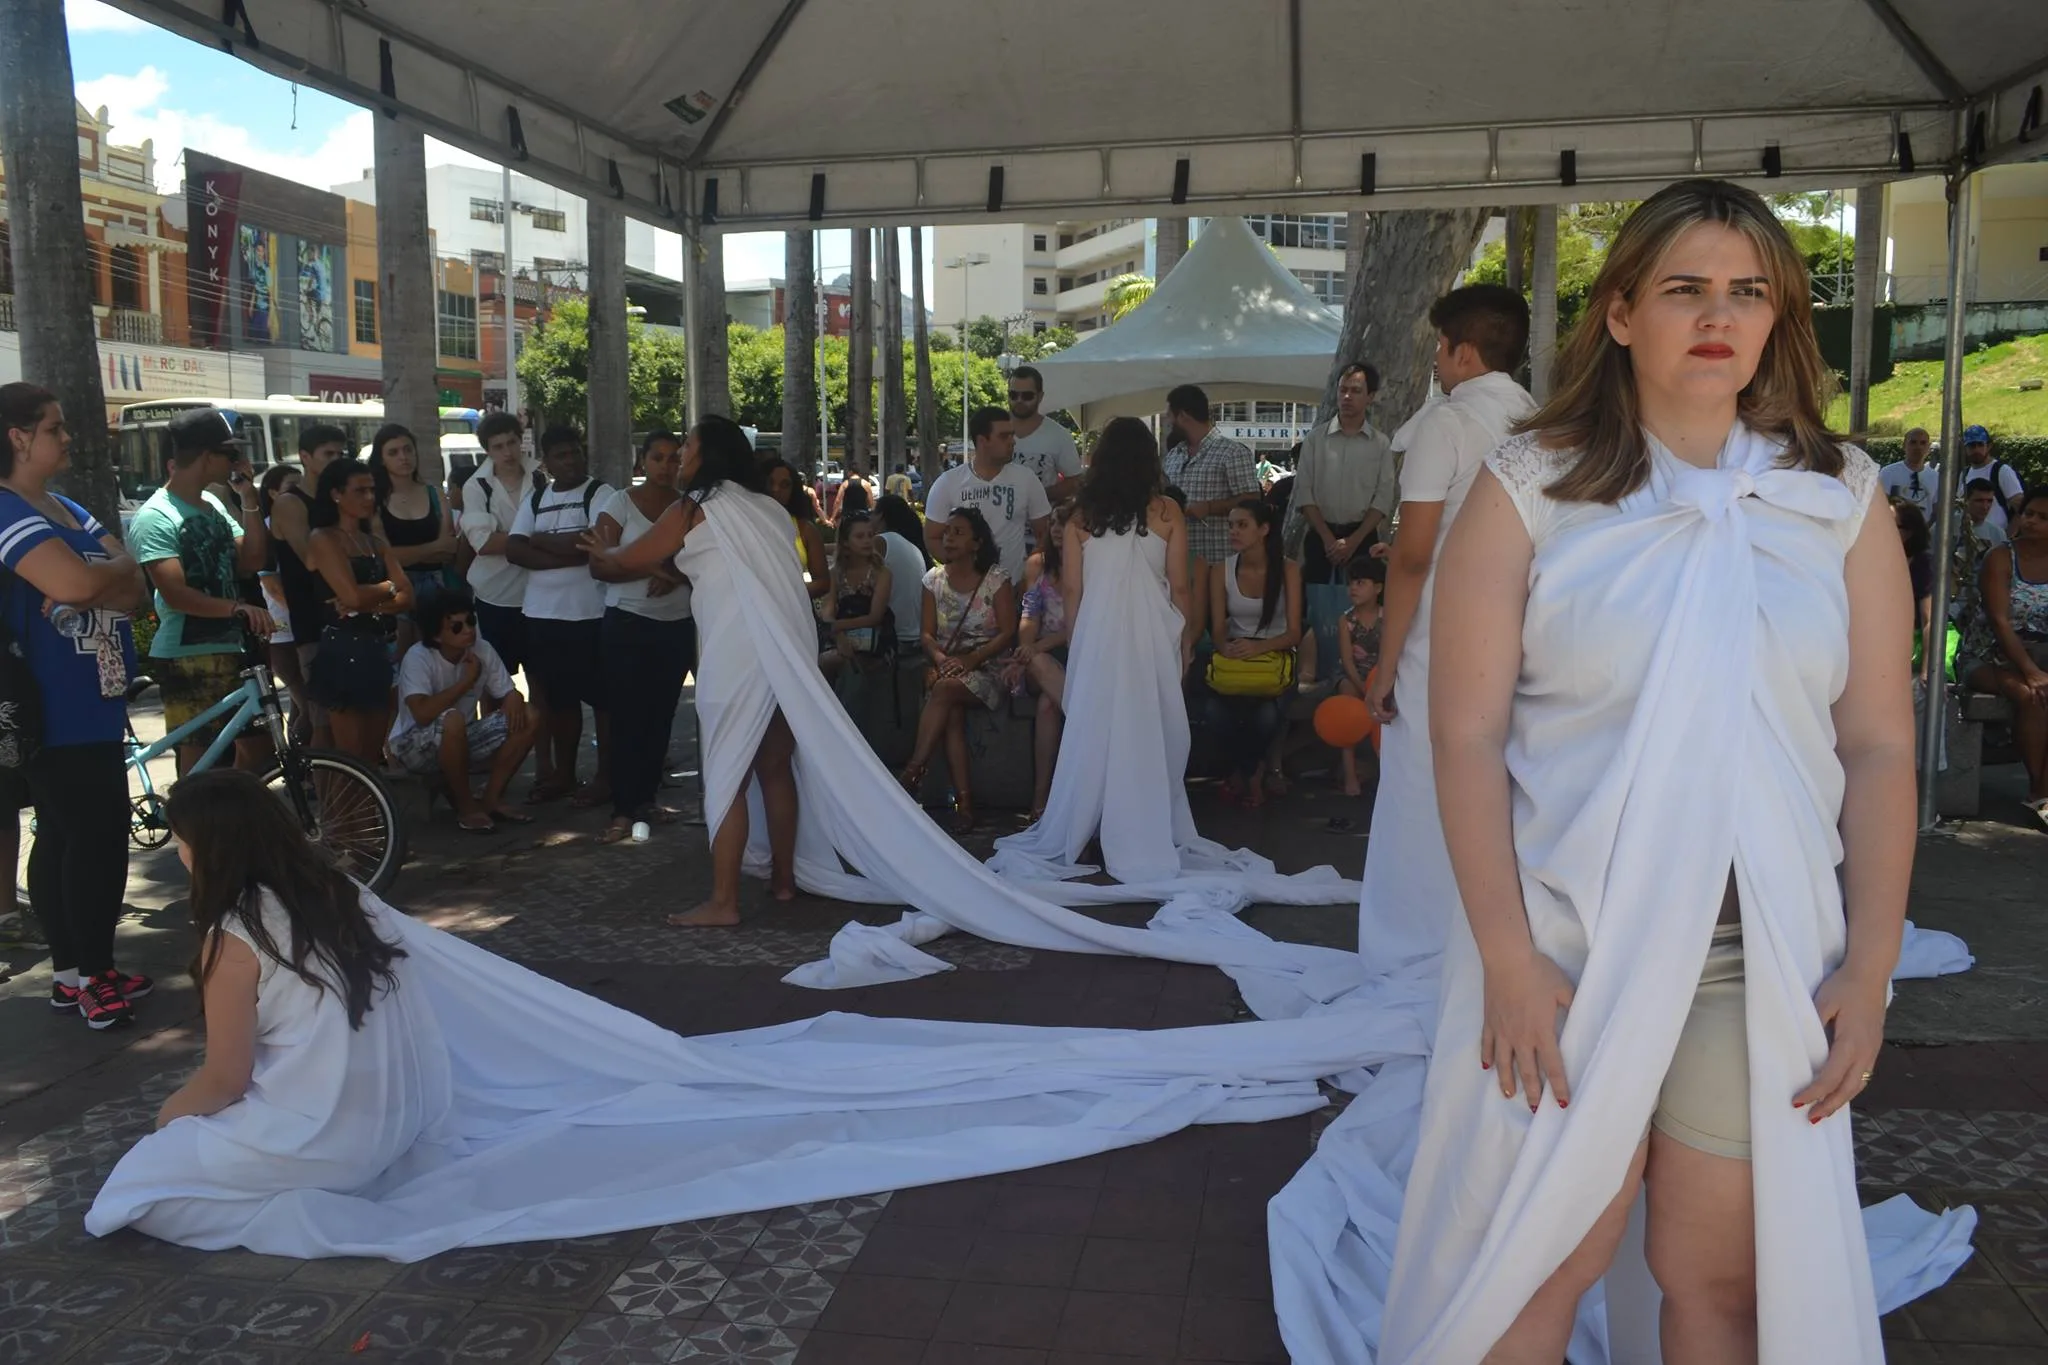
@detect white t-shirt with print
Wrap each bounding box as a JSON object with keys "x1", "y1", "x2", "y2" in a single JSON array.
[
  {"x1": 508, "y1": 478, "x2": 611, "y2": 621},
  {"x1": 922, "y1": 460, "x2": 1050, "y2": 584},
  {"x1": 1878, "y1": 461, "x2": 1942, "y2": 521},
  {"x1": 1011, "y1": 420, "x2": 1083, "y2": 492},
  {"x1": 389, "y1": 638, "x2": 516, "y2": 744}
]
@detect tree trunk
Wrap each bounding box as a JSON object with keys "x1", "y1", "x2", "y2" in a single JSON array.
[
  {"x1": 374, "y1": 119, "x2": 444, "y2": 486},
  {"x1": 585, "y1": 203, "x2": 632, "y2": 488},
  {"x1": 0, "y1": 0, "x2": 117, "y2": 528},
  {"x1": 1528, "y1": 204, "x2": 1560, "y2": 402},
  {"x1": 848, "y1": 229, "x2": 874, "y2": 475},
  {"x1": 909, "y1": 226, "x2": 940, "y2": 484},
  {"x1": 1504, "y1": 209, "x2": 1527, "y2": 294},
  {"x1": 1342, "y1": 211, "x2": 1369, "y2": 294},
  {"x1": 1318, "y1": 208, "x2": 1490, "y2": 428},
  {"x1": 1848, "y1": 181, "x2": 1885, "y2": 434},
  {"x1": 695, "y1": 232, "x2": 732, "y2": 419},
  {"x1": 879, "y1": 229, "x2": 907, "y2": 477},
  {"x1": 781, "y1": 231, "x2": 820, "y2": 476},
  {"x1": 1155, "y1": 217, "x2": 1189, "y2": 279}
]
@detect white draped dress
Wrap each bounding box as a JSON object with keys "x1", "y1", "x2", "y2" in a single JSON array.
[
  {"x1": 1268, "y1": 430, "x2": 1978, "y2": 1365},
  {"x1": 987, "y1": 519, "x2": 1348, "y2": 917}
]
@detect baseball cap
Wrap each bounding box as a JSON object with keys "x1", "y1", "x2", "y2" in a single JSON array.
[
  {"x1": 1962, "y1": 424, "x2": 1991, "y2": 445},
  {"x1": 166, "y1": 406, "x2": 247, "y2": 456}
]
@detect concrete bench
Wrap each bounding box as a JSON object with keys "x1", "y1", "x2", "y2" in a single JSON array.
[
  {"x1": 1932, "y1": 688, "x2": 2018, "y2": 819},
  {"x1": 836, "y1": 655, "x2": 1037, "y2": 809}
]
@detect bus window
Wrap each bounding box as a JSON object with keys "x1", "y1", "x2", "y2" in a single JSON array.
[
  {"x1": 233, "y1": 413, "x2": 269, "y2": 467},
  {"x1": 114, "y1": 426, "x2": 163, "y2": 499}
]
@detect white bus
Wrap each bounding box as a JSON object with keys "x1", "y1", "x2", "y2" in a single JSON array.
[{"x1": 113, "y1": 397, "x2": 482, "y2": 501}]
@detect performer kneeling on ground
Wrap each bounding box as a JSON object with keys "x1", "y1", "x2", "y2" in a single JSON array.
[{"x1": 584, "y1": 417, "x2": 799, "y2": 927}]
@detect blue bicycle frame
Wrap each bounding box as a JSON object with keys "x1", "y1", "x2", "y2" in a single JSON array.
[{"x1": 128, "y1": 671, "x2": 274, "y2": 776}]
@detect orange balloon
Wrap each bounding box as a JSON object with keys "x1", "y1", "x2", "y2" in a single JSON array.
[{"x1": 1314, "y1": 693, "x2": 1376, "y2": 749}]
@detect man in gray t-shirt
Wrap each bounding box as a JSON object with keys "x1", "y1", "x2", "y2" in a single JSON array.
[{"x1": 1005, "y1": 365, "x2": 1083, "y2": 503}]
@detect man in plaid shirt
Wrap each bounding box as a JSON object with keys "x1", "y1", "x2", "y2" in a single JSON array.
[{"x1": 1161, "y1": 384, "x2": 1261, "y2": 564}]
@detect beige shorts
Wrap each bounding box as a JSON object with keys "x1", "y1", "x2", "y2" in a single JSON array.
[{"x1": 1651, "y1": 922, "x2": 1751, "y2": 1161}]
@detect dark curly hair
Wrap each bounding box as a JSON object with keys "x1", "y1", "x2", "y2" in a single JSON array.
[
  {"x1": 943, "y1": 505, "x2": 1000, "y2": 575},
  {"x1": 1074, "y1": 417, "x2": 1162, "y2": 538},
  {"x1": 680, "y1": 415, "x2": 765, "y2": 499}
]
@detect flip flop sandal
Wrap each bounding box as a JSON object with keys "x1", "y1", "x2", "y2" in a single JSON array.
[{"x1": 457, "y1": 814, "x2": 496, "y2": 833}]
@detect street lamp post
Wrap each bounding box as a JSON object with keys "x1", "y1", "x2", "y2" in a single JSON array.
[{"x1": 944, "y1": 253, "x2": 989, "y2": 459}]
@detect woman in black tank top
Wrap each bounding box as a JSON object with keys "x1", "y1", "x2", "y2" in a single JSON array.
[
  {"x1": 370, "y1": 425, "x2": 458, "y2": 640},
  {"x1": 304, "y1": 459, "x2": 413, "y2": 766}
]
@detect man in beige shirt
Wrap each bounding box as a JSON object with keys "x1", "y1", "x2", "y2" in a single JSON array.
[{"x1": 1293, "y1": 361, "x2": 1397, "y2": 582}]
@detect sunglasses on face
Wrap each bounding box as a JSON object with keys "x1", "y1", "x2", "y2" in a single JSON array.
[
  {"x1": 444, "y1": 614, "x2": 477, "y2": 632},
  {"x1": 1008, "y1": 391, "x2": 1037, "y2": 402}
]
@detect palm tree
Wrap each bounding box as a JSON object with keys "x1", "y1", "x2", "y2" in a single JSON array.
[
  {"x1": 782, "y1": 230, "x2": 820, "y2": 475},
  {"x1": 908, "y1": 226, "x2": 940, "y2": 483},
  {"x1": 1104, "y1": 273, "x2": 1155, "y2": 322}
]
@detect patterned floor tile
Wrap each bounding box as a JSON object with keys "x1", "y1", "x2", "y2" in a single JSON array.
[
  {"x1": 123, "y1": 1278, "x2": 357, "y2": 1348},
  {"x1": 649, "y1": 1216, "x2": 767, "y2": 1264},
  {"x1": 604, "y1": 1259, "x2": 728, "y2": 1319},
  {"x1": 332, "y1": 1291, "x2": 473, "y2": 1353},
  {"x1": 66, "y1": 1330, "x2": 301, "y2": 1365},
  {"x1": 668, "y1": 1320, "x2": 805, "y2": 1364},
  {"x1": 502, "y1": 1248, "x2": 634, "y2": 1311},
  {"x1": 701, "y1": 1266, "x2": 838, "y2": 1328},
  {"x1": 435, "y1": 1303, "x2": 579, "y2": 1364},
  {"x1": 550, "y1": 1311, "x2": 691, "y2": 1364},
  {"x1": 393, "y1": 1245, "x2": 525, "y2": 1297}
]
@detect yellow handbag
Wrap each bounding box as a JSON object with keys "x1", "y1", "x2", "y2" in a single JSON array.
[{"x1": 1205, "y1": 649, "x2": 1295, "y2": 697}]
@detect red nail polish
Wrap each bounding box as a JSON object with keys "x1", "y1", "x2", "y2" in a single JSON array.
[
  {"x1": 1558, "y1": 1099, "x2": 1568, "y2": 1109},
  {"x1": 1809, "y1": 1112, "x2": 1822, "y2": 1125},
  {"x1": 1480, "y1": 1062, "x2": 1490, "y2": 1070}
]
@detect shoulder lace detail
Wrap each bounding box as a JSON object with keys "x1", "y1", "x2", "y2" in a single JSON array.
[
  {"x1": 1485, "y1": 432, "x2": 1575, "y2": 502},
  {"x1": 1835, "y1": 444, "x2": 1879, "y2": 508}
]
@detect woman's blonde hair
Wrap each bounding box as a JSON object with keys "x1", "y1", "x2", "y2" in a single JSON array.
[{"x1": 1526, "y1": 178, "x2": 1844, "y2": 504}]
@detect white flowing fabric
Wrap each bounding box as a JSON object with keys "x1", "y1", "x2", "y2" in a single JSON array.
[
  {"x1": 83, "y1": 891, "x2": 1411, "y2": 1260},
  {"x1": 1357, "y1": 373, "x2": 1535, "y2": 977},
  {"x1": 986, "y1": 522, "x2": 1353, "y2": 913},
  {"x1": 676, "y1": 486, "x2": 1361, "y2": 993},
  {"x1": 1269, "y1": 431, "x2": 1979, "y2": 1365}
]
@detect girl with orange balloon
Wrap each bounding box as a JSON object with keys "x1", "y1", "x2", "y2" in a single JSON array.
[{"x1": 1317, "y1": 560, "x2": 1384, "y2": 794}]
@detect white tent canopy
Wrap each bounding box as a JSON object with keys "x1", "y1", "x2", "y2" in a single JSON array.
[
  {"x1": 1033, "y1": 217, "x2": 1342, "y2": 421},
  {"x1": 108, "y1": 0, "x2": 2047, "y2": 233}
]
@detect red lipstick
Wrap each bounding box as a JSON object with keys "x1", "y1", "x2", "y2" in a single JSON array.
[{"x1": 1688, "y1": 343, "x2": 1735, "y2": 358}]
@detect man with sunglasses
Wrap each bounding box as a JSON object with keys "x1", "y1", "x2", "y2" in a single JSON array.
[
  {"x1": 1005, "y1": 366, "x2": 1082, "y2": 504},
  {"x1": 1878, "y1": 427, "x2": 1940, "y2": 521},
  {"x1": 389, "y1": 583, "x2": 538, "y2": 832}
]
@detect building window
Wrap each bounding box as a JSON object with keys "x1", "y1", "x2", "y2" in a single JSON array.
[
  {"x1": 469, "y1": 197, "x2": 505, "y2": 223},
  {"x1": 437, "y1": 290, "x2": 478, "y2": 360},
  {"x1": 1291, "y1": 269, "x2": 1348, "y2": 306},
  {"x1": 1247, "y1": 213, "x2": 1348, "y2": 251},
  {"x1": 472, "y1": 249, "x2": 506, "y2": 274},
  {"x1": 1033, "y1": 234, "x2": 1048, "y2": 252},
  {"x1": 1214, "y1": 401, "x2": 1249, "y2": 422},
  {"x1": 354, "y1": 280, "x2": 378, "y2": 344},
  {"x1": 1059, "y1": 233, "x2": 1074, "y2": 248},
  {"x1": 1058, "y1": 276, "x2": 1074, "y2": 291},
  {"x1": 1033, "y1": 321, "x2": 1047, "y2": 334},
  {"x1": 1032, "y1": 277, "x2": 1049, "y2": 296},
  {"x1": 529, "y1": 208, "x2": 567, "y2": 233},
  {"x1": 109, "y1": 246, "x2": 144, "y2": 310}
]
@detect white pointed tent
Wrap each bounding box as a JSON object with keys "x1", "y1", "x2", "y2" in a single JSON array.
[{"x1": 1032, "y1": 218, "x2": 1342, "y2": 422}]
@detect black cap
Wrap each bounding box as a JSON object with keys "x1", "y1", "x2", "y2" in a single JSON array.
[{"x1": 166, "y1": 407, "x2": 247, "y2": 456}]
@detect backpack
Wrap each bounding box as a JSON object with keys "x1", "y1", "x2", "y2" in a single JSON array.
[
  {"x1": 531, "y1": 478, "x2": 604, "y2": 521},
  {"x1": 0, "y1": 574, "x2": 43, "y2": 772},
  {"x1": 455, "y1": 468, "x2": 548, "y2": 579}
]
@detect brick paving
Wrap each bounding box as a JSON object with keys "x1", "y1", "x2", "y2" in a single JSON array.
[{"x1": 0, "y1": 709, "x2": 2040, "y2": 1362}]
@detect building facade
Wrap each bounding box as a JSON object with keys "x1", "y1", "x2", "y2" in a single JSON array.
[{"x1": 931, "y1": 215, "x2": 1352, "y2": 336}]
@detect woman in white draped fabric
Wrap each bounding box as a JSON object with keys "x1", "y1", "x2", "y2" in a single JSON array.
[
  {"x1": 1381, "y1": 180, "x2": 1912, "y2": 1363},
  {"x1": 989, "y1": 418, "x2": 1200, "y2": 885},
  {"x1": 586, "y1": 417, "x2": 800, "y2": 927}
]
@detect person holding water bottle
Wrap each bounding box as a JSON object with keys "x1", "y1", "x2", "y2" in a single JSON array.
[{"x1": 0, "y1": 383, "x2": 154, "y2": 1030}]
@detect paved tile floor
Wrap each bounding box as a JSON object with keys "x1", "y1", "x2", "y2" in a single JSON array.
[{"x1": 0, "y1": 717, "x2": 2041, "y2": 1363}]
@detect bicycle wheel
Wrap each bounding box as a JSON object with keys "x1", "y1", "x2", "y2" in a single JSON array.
[
  {"x1": 129, "y1": 793, "x2": 172, "y2": 849},
  {"x1": 262, "y1": 750, "x2": 407, "y2": 893}
]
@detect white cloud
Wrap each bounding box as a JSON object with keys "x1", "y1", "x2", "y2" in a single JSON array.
[
  {"x1": 66, "y1": 0, "x2": 148, "y2": 33},
  {"x1": 75, "y1": 65, "x2": 503, "y2": 198}
]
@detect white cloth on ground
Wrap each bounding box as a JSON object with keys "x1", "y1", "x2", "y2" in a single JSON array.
[{"x1": 82, "y1": 889, "x2": 1410, "y2": 1261}]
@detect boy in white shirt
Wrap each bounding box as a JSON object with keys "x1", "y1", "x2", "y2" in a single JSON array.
[
  {"x1": 506, "y1": 426, "x2": 613, "y2": 804},
  {"x1": 922, "y1": 407, "x2": 1051, "y2": 583},
  {"x1": 389, "y1": 584, "x2": 539, "y2": 831}
]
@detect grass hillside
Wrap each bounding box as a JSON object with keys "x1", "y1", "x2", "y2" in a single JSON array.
[{"x1": 1829, "y1": 333, "x2": 2048, "y2": 436}]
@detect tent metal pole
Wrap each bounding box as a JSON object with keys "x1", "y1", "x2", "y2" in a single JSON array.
[{"x1": 1916, "y1": 166, "x2": 1974, "y2": 829}]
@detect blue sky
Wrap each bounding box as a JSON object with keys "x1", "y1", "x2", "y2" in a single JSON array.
[{"x1": 63, "y1": 0, "x2": 894, "y2": 291}]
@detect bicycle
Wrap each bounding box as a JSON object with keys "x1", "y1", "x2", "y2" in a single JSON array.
[{"x1": 124, "y1": 663, "x2": 407, "y2": 892}]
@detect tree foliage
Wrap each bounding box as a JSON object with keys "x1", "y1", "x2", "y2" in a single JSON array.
[
  {"x1": 517, "y1": 297, "x2": 689, "y2": 432},
  {"x1": 1105, "y1": 274, "x2": 1154, "y2": 321}
]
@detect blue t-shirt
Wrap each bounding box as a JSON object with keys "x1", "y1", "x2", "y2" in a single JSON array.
[{"x1": 0, "y1": 491, "x2": 139, "y2": 747}]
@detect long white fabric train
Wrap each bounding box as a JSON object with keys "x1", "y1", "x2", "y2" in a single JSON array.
[
  {"x1": 83, "y1": 890, "x2": 1415, "y2": 1260},
  {"x1": 674, "y1": 487, "x2": 1362, "y2": 992},
  {"x1": 1273, "y1": 430, "x2": 1977, "y2": 1365}
]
